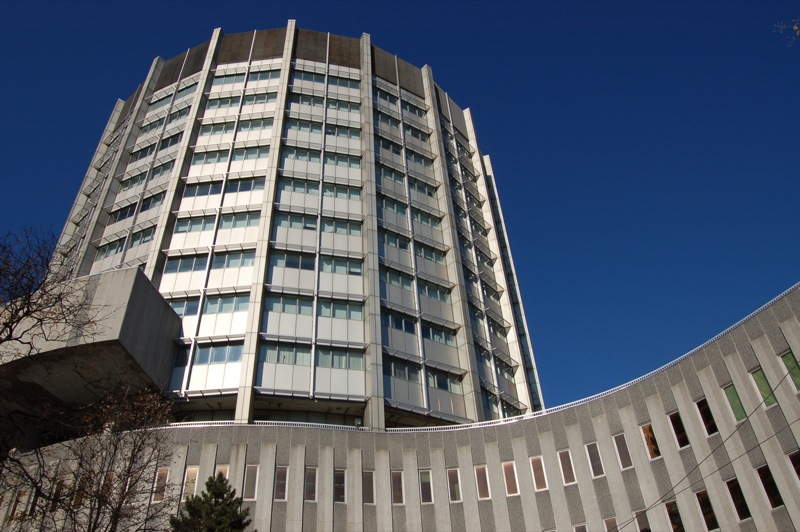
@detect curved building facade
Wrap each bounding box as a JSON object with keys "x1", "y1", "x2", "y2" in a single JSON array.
[
  {"x1": 3, "y1": 20, "x2": 800, "y2": 532},
  {"x1": 57, "y1": 21, "x2": 542, "y2": 429}
]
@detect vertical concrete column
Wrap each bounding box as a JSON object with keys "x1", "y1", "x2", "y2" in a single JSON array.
[
  {"x1": 253, "y1": 442, "x2": 277, "y2": 531},
  {"x1": 346, "y1": 446, "x2": 363, "y2": 532}
]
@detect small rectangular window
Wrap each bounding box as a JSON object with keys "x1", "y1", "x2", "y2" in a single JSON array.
[
  {"x1": 664, "y1": 500, "x2": 685, "y2": 532},
  {"x1": 304, "y1": 467, "x2": 317, "y2": 501},
  {"x1": 634, "y1": 510, "x2": 650, "y2": 532},
  {"x1": 362, "y1": 471, "x2": 375, "y2": 504},
  {"x1": 391, "y1": 471, "x2": 404, "y2": 504},
  {"x1": 502, "y1": 462, "x2": 519, "y2": 496},
  {"x1": 474, "y1": 465, "x2": 491, "y2": 499},
  {"x1": 183, "y1": 466, "x2": 199, "y2": 500},
  {"x1": 558, "y1": 450, "x2": 576, "y2": 484},
  {"x1": 573, "y1": 525, "x2": 587, "y2": 532},
  {"x1": 419, "y1": 470, "x2": 433, "y2": 503},
  {"x1": 641, "y1": 423, "x2": 662, "y2": 460},
  {"x1": 530, "y1": 456, "x2": 548, "y2": 491},
  {"x1": 695, "y1": 490, "x2": 719, "y2": 531},
  {"x1": 724, "y1": 384, "x2": 747, "y2": 422},
  {"x1": 243, "y1": 465, "x2": 258, "y2": 500},
  {"x1": 274, "y1": 466, "x2": 288, "y2": 500},
  {"x1": 603, "y1": 517, "x2": 618, "y2": 532},
  {"x1": 669, "y1": 412, "x2": 690, "y2": 448},
  {"x1": 695, "y1": 398, "x2": 719, "y2": 436},
  {"x1": 780, "y1": 351, "x2": 800, "y2": 390},
  {"x1": 751, "y1": 368, "x2": 777, "y2": 407},
  {"x1": 333, "y1": 469, "x2": 346, "y2": 503},
  {"x1": 756, "y1": 464, "x2": 784, "y2": 508},
  {"x1": 447, "y1": 469, "x2": 461, "y2": 502},
  {"x1": 152, "y1": 467, "x2": 169, "y2": 503},
  {"x1": 725, "y1": 478, "x2": 751, "y2": 521},
  {"x1": 214, "y1": 465, "x2": 229, "y2": 479},
  {"x1": 613, "y1": 433, "x2": 633, "y2": 470},
  {"x1": 585, "y1": 442, "x2": 605, "y2": 478},
  {"x1": 790, "y1": 450, "x2": 800, "y2": 481}
]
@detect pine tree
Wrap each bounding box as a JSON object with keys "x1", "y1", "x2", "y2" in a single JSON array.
[{"x1": 170, "y1": 473, "x2": 252, "y2": 532}]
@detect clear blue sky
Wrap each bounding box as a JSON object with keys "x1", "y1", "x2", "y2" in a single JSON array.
[{"x1": 1, "y1": 0, "x2": 798, "y2": 408}]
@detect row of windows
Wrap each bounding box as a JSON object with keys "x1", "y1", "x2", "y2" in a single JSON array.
[
  {"x1": 258, "y1": 344, "x2": 365, "y2": 370},
  {"x1": 269, "y1": 251, "x2": 363, "y2": 276},
  {"x1": 164, "y1": 250, "x2": 256, "y2": 274},
  {"x1": 174, "y1": 212, "x2": 260, "y2": 234},
  {"x1": 94, "y1": 226, "x2": 154, "y2": 261},
  {"x1": 140, "y1": 104, "x2": 190, "y2": 136},
  {"x1": 278, "y1": 179, "x2": 362, "y2": 200},
  {"x1": 183, "y1": 177, "x2": 265, "y2": 199},
  {"x1": 264, "y1": 295, "x2": 363, "y2": 320},
  {"x1": 121, "y1": 161, "x2": 174, "y2": 192},
  {"x1": 199, "y1": 118, "x2": 273, "y2": 137},
  {"x1": 109, "y1": 192, "x2": 164, "y2": 224},
  {"x1": 375, "y1": 111, "x2": 400, "y2": 130},
  {"x1": 421, "y1": 323, "x2": 456, "y2": 346},
  {"x1": 411, "y1": 208, "x2": 441, "y2": 229},
  {"x1": 378, "y1": 195, "x2": 406, "y2": 216}
]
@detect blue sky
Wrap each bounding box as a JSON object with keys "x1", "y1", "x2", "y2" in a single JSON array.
[{"x1": 1, "y1": 1, "x2": 798, "y2": 408}]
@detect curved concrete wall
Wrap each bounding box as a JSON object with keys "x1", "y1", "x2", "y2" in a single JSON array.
[{"x1": 158, "y1": 284, "x2": 800, "y2": 531}]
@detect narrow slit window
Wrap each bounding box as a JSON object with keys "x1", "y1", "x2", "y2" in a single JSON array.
[
  {"x1": 780, "y1": 351, "x2": 800, "y2": 390},
  {"x1": 585, "y1": 442, "x2": 605, "y2": 478},
  {"x1": 419, "y1": 470, "x2": 433, "y2": 503},
  {"x1": 751, "y1": 368, "x2": 777, "y2": 407},
  {"x1": 530, "y1": 456, "x2": 548, "y2": 491},
  {"x1": 756, "y1": 464, "x2": 784, "y2": 508},
  {"x1": 634, "y1": 510, "x2": 650, "y2": 532},
  {"x1": 664, "y1": 500, "x2": 685, "y2": 532},
  {"x1": 695, "y1": 490, "x2": 719, "y2": 531},
  {"x1": 362, "y1": 470, "x2": 374, "y2": 504},
  {"x1": 669, "y1": 412, "x2": 690, "y2": 448},
  {"x1": 304, "y1": 467, "x2": 317, "y2": 501},
  {"x1": 333, "y1": 469, "x2": 346, "y2": 503},
  {"x1": 502, "y1": 461, "x2": 519, "y2": 496},
  {"x1": 558, "y1": 450, "x2": 576, "y2": 484},
  {"x1": 274, "y1": 466, "x2": 288, "y2": 500},
  {"x1": 613, "y1": 433, "x2": 633, "y2": 470},
  {"x1": 391, "y1": 470, "x2": 404, "y2": 504},
  {"x1": 447, "y1": 469, "x2": 461, "y2": 502},
  {"x1": 474, "y1": 465, "x2": 491, "y2": 499},
  {"x1": 214, "y1": 465, "x2": 229, "y2": 479},
  {"x1": 183, "y1": 466, "x2": 198, "y2": 500},
  {"x1": 603, "y1": 517, "x2": 618, "y2": 532},
  {"x1": 641, "y1": 423, "x2": 662, "y2": 460},
  {"x1": 724, "y1": 384, "x2": 747, "y2": 422},
  {"x1": 696, "y1": 398, "x2": 719, "y2": 436},
  {"x1": 790, "y1": 450, "x2": 800, "y2": 481},
  {"x1": 152, "y1": 467, "x2": 169, "y2": 503},
  {"x1": 725, "y1": 478, "x2": 751, "y2": 521},
  {"x1": 243, "y1": 465, "x2": 258, "y2": 500}
]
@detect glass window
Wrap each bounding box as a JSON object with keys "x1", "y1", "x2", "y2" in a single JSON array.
[
  {"x1": 725, "y1": 478, "x2": 751, "y2": 521},
  {"x1": 274, "y1": 466, "x2": 288, "y2": 500},
  {"x1": 669, "y1": 412, "x2": 690, "y2": 448},
  {"x1": 641, "y1": 423, "x2": 662, "y2": 460},
  {"x1": 182, "y1": 466, "x2": 198, "y2": 501},
  {"x1": 781, "y1": 351, "x2": 800, "y2": 390},
  {"x1": 664, "y1": 500, "x2": 685, "y2": 532},
  {"x1": 530, "y1": 456, "x2": 548, "y2": 491},
  {"x1": 152, "y1": 467, "x2": 169, "y2": 503},
  {"x1": 574, "y1": 525, "x2": 587, "y2": 532},
  {"x1": 585, "y1": 442, "x2": 605, "y2": 478},
  {"x1": 634, "y1": 510, "x2": 650, "y2": 532},
  {"x1": 603, "y1": 517, "x2": 618, "y2": 532},
  {"x1": 391, "y1": 471, "x2": 404, "y2": 504},
  {"x1": 419, "y1": 470, "x2": 433, "y2": 503},
  {"x1": 724, "y1": 384, "x2": 747, "y2": 422},
  {"x1": 474, "y1": 465, "x2": 490, "y2": 499},
  {"x1": 751, "y1": 368, "x2": 777, "y2": 407},
  {"x1": 696, "y1": 398, "x2": 719, "y2": 436},
  {"x1": 243, "y1": 465, "x2": 258, "y2": 500},
  {"x1": 333, "y1": 469, "x2": 346, "y2": 503},
  {"x1": 558, "y1": 450, "x2": 576, "y2": 484},
  {"x1": 447, "y1": 469, "x2": 461, "y2": 502},
  {"x1": 304, "y1": 467, "x2": 317, "y2": 502},
  {"x1": 695, "y1": 490, "x2": 719, "y2": 531},
  {"x1": 756, "y1": 464, "x2": 784, "y2": 508},
  {"x1": 502, "y1": 462, "x2": 519, "y2": 496},
  {"x1": 362, "y1": 471, "x2": 375, "y2": 504}
]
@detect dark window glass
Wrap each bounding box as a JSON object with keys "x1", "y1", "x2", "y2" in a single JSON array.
[
  {"x1": 669, "y1": 412, "x2": 690, "y2": 448},
  {"x1": 726, "y1": 478, "x2": 751, "y2": 521},
  {"x1": 757, "y1": 465, "x2": 784, "y2": 508},
  {"x1": 695, "y1": 490, "x2": 719, "y2": 531},
  {"x1": 696, "y1": 399, "x2": 719, "y2": 436},
  {"x1": 665, "y1": 500, "x2": 685, "y2": 532}
]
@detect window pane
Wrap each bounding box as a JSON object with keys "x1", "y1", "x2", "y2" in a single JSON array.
[
  {"x1": 726, "y1": 478, "x2": 751, "y2": 521},
  {"x1": 781, "y1": 352, "x2": 800, "y2": 390},
  {"x1": 391, "y1": 471, "x2": 404, "y2": 504},
  {"x1": 274, "y1": 466, "x2": 287, "y2": 500},
  {"x1": 669, "y1": 412, "x2": 690, "y2": 448},
  {"x1": 757, "y1": 465, "x2": 784, "y2": 508},
  {"x1": 152, "y1": 467, "x2": 169, "y2": 502},
  {"x1": 558, "y1": 450, "x2": 576, "y2": 484},
  {"x1": 419, "y1": 470, "x2": 433, "y2": 503},
  {"x1": 304, "y1": 468, "x2": 317, "y2": 501},
  {"x1": 641, "y1": 423, "x2": 661, "y2": 459},
  {"x1": 475, "y1": 465, "x2": 490, "y2": 499},
  {"x1": 586, "y1": 443, "x2": 604, "y2": 477},
  {"x1": 751, "y1": 368, "x2": 776, "y2": 407},
  {"x1": 724, "y1": 384, "x2": 747, "y2": 421},
  {"x1": 696, "y1": 398, "x2": 719, "y2": 436},
  {"x1": 243, "y1": 466, "x2": 258, "y2": 500},
  {"x1": 502, "y1": 462, "x2": 518, "y2": 496},
  {"x1": 333, "y1": 469, "x2": 346, "y2": 503},
  {"x1": 183, "y1": 466, "x2": 198, "y2": 500},
  {"x1": 362, "y1": 471, "x2": 374, "y2": 504},
  {"x1": 696, "y1": 490, "x2": 719, "y2": 531},
  {"x1": 665, "y1": 500, "x2": 685, "y2": 532},
  {"x1": 447, "y1": 469, "x2": 461, "y2": 502},
  {"x1": 603, "y1": 517, "x2": 618, "y2": 532},
  {"x1": 635, "y1": 510, "x2": 650, "y2": 532},
  {"x1": 530, "y1": 457, "x2": 548, "y2": 491}
]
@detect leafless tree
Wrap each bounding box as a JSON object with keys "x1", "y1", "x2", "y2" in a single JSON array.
[
  {"x1": 0, "y1": 227, "x2": 100, "y2": 361},
  {"x1": 1, "y1": 388, "x2": 176, "y2": 531}
]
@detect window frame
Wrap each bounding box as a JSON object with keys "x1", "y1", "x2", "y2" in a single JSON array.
[
  {"x1": 640, "y1": 423, "x2": 662, "y2": 461},
  {"x1": 558, "y1": 449, "x2": 577, "y2": 485},
  {"x1": 530, "y1": 456, "x2": 548, "y2": 492},
  {"x1": 391, "y1": 470, "x2": 404, "y2": 505},
  {"x1": 668, "y1": 411, "x2": 691, "y2": 449},
  {"x1": 502, "y1": 461, "x2": 519, "y2": 496},
  {"x1": 474, "y1": 464, "x2": 491, "y2": 500},
  {"x1": 585, "y1": 442, "x2": 605, "y2": 478},
  {"x1": 243, "y1": 465, "x2": 258, "y2": 501},
  {"x1": 446, "y1": 468, "x2": 461, "y2": 502},
  {"x1": 695, "y1": 398, "x2": 719, "y2": 436},
  {"x1": 274, "y1": 466, "x2": 288, "y2": 501},
  {"x1": 418, "y1": 469, "x2": 433, "y2": 504}
]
